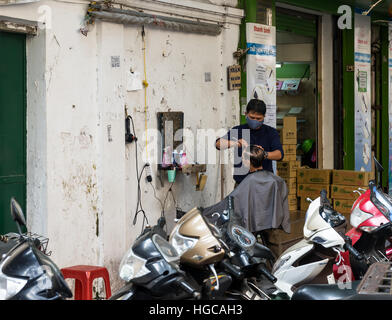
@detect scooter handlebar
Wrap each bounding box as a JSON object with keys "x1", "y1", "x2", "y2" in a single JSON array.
[
  {"x1": 177, "y1": 278, "x2": 201, "y2": 300},
  {"x1": 256, "y1": 264, "x2": 277, "y2": 284},
  {"x1": 220, "y1": 259, "x2": 244, "y2": 279},
  {"x1": 344, "y1": 237, "x2": 364, "y2": 260}
]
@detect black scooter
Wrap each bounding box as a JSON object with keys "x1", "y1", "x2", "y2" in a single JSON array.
[
  {"x1": 202, "y1": 196, "x2": 279, "y2": 299},
  {"x1": 109, "y1": 217, "x2": 201, "y2": 300},
  {"x1": 0, "y1": 198, "x2": 72, "y2": 300},
  {"x1": 204, "y1": 196, "x2": 392, "y2": 300}
]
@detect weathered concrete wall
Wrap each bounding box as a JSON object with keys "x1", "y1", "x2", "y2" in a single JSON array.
[{"x1": 0, "y1": 0, "x2": 243, "y2": 293}]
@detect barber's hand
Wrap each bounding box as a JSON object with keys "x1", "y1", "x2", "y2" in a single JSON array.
[
  {"x1": 237, "y1": 139, "x2": 249, "y2": 149},
  {"x1": 255, "y1": 145, "x2": 264, "y2": 151},
  {"x1": 255, "y1": 145, "x2": 268, "y2": 159}
]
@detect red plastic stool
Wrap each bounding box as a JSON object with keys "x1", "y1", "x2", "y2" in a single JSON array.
[{"x1": 61, "y1": 265, "x2": 112, "y2": 300}]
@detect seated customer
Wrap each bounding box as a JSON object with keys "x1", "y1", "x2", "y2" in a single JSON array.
[{"x1": 228, "y1": 145, "x2": 290, "y2": 234}]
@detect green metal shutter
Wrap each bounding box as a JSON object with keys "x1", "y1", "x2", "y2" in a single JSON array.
[
  {"x1": 0, "y1": 31, "x2": 27, "y2": 233},
  {"x1": 276, "y1": 11, "x2": 317, "y2": 39}
]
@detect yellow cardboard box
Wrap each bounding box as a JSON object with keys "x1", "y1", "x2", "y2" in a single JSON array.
[
  {"x1": 297, "y1": 183, "x2": 330, "y2": 198},
  {"x1": 330, "y1": 184, "x2": 365, "y2": 200},
  {"x1": 277, "y1": 161, "x2": 300, "y2": 178},
  {"x1": 282, "y1": 117, "x2": 297, "y2": 144},
  {"x1": 282, "y1": 144, "x2": 297, "y2": 155},
  {"x1": 266, "y1": 218, "x2": 305, "y2": 244},
  {"x1": 297, "y1": 168, "x2": 332, "y2": 184},
  {"x1": 283, "y1": 154, "x2": 297, "y2": 161},
  {"x1": 284, "y1": 177, "x2": 296, "y2": 191},
  {"x1": 290, "y1": 210, "x2": 306, "y2": 221},
  {"x1": 288, "y1": 195, "x2": 298, "y2": 211},
  {"x1": 333, "y1": 199, "x2": 354, "y2": 214},
  {"x1": 332, "y1": 170, "x2": 371, "y2": 187}
]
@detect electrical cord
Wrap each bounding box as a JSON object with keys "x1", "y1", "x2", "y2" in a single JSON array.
[
  {"x1": 128, "y1": 114, "x2": 149, "y2": 232},
  {"x1": 149, "y1": 180, "x2": 173, "y2": 235},
  {"x1": 128, "y1": 112, "x2": 179, "y2": 233},
  {"x1": 162, "y1": 181, "x2": 177, "y2": 215},
  {"x1": 134, "y1": 165, "x2": 149, "y2": 232},
  {"x1": 149, "y1": 181, "x2": 164, "y2": 216}
]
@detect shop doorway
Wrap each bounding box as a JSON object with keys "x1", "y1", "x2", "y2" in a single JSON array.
[
  {"x1": 0, "y1": 31, "x2": 27, "y2": 233},
  {"x1": 275, "y1": 7, "x2": 319, "y2": 168}
]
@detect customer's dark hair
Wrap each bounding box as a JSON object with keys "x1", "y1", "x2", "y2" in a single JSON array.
[
  {"x1": 242, "y1": 145, "x2": 265, "y2": 168},
  {"x1": 246, "y1": 99, "x2": 267, "y2": 115}
]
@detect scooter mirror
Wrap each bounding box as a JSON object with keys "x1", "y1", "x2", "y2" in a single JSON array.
[
  {"x1": 373, "y1": 156, "x2": 384, "y2": 188},
  {"x1": 10, "y1": 198, "x2": 26, "y2": 233},
  {"x1": 306, "y1": 198, "x2": 313, "y2": 203},
  {"x1": 374, "y1": 157, "x2": 384, "y2": 173}
]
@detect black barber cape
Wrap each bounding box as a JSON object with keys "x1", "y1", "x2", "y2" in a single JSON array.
[{"x1": 204, "y1": 170, "x2": 290, "y2": 234}]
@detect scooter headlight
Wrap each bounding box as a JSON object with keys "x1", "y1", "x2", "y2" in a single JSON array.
[
  {"x1": 0, "y1": 271, "x2": 27, "y2": 300},
  {"x1": 350, "y1": 202, "x2": 373, "y2": 229},
  {"x1": 119, "y1": 248, "x2": 150, "y2": 282},
  {"x1": 152, "y1": 234, "x2": 180, "y2": 263},
  {"x1": 359, "y1": 226, "x2": 378, "y2": 233},
  {"x1": 169, "y1": 225, "x2": 197, "y2": 256}
]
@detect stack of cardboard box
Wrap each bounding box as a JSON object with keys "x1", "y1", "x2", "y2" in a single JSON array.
[
  {"x1": 269, "y1": 164, "x2": 371, "y2": 257},
  {"x1": 294, "y1": 169, "x2": 370, "y2": 229},
  {"x1": 280, "y1": 116, "x2": 297, "y2": 145},
  {"x1": 277, "y1": 161, "x2": 300, "y2": 211},
  {"x1": 267, "y1": 117, "x2": 303, "y2": 257},
  {"x1": 331, "y1": 170, "x2": 371, "y2": 228},
  {"x1": 297, "y1": 169, "x2": 332, "y2": 212},
  {"x1": 278, "y1": 116, "x2": 299, "y2": 212}
]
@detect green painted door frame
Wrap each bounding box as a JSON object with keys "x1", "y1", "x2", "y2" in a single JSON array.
[
  {"x1": 238, "y1": 0, "x2": 258, "y2": 124},
  {"x1": 342, "y1": 21, "x2": 355, "y2": 170},
  {"x1": 238, "y1": 0, "x2": 275, "y2": 124},
  {"x1": 341, "y1": 15, "x2": 390, "y2": 180},
  {"x1": 381, "y1": 25, "x2": 389, "y2": 188},
  {"x1": 0, "y1": 31, "x2": 27, "y2": 233}
]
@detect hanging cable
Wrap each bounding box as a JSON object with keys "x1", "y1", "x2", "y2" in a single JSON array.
[
  {"x1": 162, "y1": 181, "x2": 177, "y2": 214},
  {"x1": 128, "y1": 111, "x2": 177, "y2": 233},
  {"x1": 149, "y1": 181, "x2": 175, "y2": 235},
  {"x1": 127, "y1": 114, "x2": 149, "y2": 232},
  {"x1": 149, "y1": 181, "x2": 165, "y2": 215}
]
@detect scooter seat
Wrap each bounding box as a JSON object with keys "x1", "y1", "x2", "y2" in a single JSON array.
[{"x1": 291, "y1": 281, "x2": 360, "y2": 300}]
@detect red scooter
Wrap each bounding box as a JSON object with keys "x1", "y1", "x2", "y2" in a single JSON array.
[{"x1": 333, "y1": 159, "x2": 392, "y2": 283}]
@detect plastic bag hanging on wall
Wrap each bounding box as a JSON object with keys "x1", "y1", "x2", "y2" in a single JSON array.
[{"x1": 127, "y1": 71, "x2": 143, "y2": 91}]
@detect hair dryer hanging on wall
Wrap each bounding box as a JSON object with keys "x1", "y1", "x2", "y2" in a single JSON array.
[{"x1": 125, "y1": 115, "x2": 137, "y2": 144}]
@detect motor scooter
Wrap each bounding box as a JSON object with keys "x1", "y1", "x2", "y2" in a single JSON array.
[
  {"x1": 0, "y1": 198, "x2": 73, "y2": 300},
  {"x1": 333, "y1": 158, "x2": 392, "y2": 282},
  {"x1": 109, "y1": 217, "x2": 201, "y2": 300},
  {"x1": 169, "y1": 193, "x2": 384, "y2": 300},
  {"x1": 270, "y1": 189, "x2": 363, "y2": 298},
  {"x1": 171, "y1": 197, "x2": 278, "y2": 300},
  {"x1": 198, "y1": 194, "x2": 365, "y2": 300}
]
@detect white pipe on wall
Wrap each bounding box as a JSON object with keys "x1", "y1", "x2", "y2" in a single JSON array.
[{"x1": 89, "y1": 9, "x2": 222, "y2": 36}]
